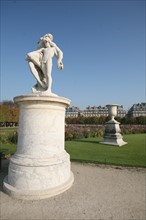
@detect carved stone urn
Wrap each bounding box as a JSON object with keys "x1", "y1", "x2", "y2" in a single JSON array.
[
  {"x1": 107, "y1": 104, "x2": 118, "y2": 121},
  {"x1": 100, "y1": 104, "x2": 127, "y2": 146}
]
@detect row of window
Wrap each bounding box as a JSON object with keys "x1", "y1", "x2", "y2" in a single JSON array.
[{"x1": 66, "y1": 103, "x2": 146, "y2": 118}]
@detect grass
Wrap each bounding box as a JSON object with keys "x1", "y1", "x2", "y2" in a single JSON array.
[
  {"x1": 0, "y1": 127, "x2": 17, "y2": 133},
  {"x1": 0, "y1": 127, "x2": 17, "y2": 156},
  {"x1": 65, "y1": 134, "x2": 146, "y2": 167},
  {"x1": 0, "y1": 143, "x2": 17, "y2": 156},
  {"x1": 0, "y1": 129, "x2": 145, "y2": 167}
]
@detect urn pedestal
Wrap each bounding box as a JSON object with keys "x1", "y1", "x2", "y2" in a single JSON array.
[
  {"x1": 3, "y1": 94, "x2": 74, "y2": 200},
  {"x1": 101, "y1": 104, "x2": 127, "y2": 147}
]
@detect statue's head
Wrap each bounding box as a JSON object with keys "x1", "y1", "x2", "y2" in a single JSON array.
[
  {"x1": 37, "y1": 33, "x2": 53, "y2": 49},
  {"x1": 41, "y1": 33, "x2": 53, "y2": 42}
]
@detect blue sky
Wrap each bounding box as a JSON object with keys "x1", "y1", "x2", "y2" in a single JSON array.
[{"x1": 1, "y1": 0, "x2": 145, "y2": 110}]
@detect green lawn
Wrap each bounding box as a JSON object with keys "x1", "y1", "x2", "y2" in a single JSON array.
[
  {"x1": 0, "y1": 133, "x2": 145, "y2": 167},
  {"x1": 0, "y1": 143, "x2": 17, "y2": 156},
  {"x1": 65, "y1": 134, "x2": 146, "y2": 167},
  {"x1": 0, "y1": 127, "x2": 18, "y2": 133}
]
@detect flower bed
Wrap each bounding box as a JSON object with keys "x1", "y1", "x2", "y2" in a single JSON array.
[{"x1": 65, "y1": 124, "x2": 146, "y2": 141}]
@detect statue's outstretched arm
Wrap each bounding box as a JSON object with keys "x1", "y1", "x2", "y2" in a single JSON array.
[{"x1": 50, "y1": 42, "x2": 63, "y2": 70}]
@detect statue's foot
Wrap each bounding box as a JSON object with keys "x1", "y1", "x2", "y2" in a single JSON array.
[
  {"x1": 41, "y1": 90, "x2": 58, "y2": 97},
  {"x1": 31, "y1": 85, "x2": 58, "y2": 97},
  {"x1": 32, "y1": 84, "x2": 46, "y2": 93},
  {"x1": 32, "y1": 85, "x2": 39, "y2": 93}
]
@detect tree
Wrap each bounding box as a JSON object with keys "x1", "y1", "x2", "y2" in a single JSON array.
[
  {"x1": 10, "y1": 108, "x2": 19, "y2": 122},
  {"x1": 0, "y1": 104, "x2": 12, "y2": 122},
  {"x1": 0, "y1": 101, "x2": 19, "y2": 122}
]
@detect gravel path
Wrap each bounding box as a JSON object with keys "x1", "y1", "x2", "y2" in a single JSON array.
[{"x1": 0, "y1": 160, "x2": 145, "y2": 220}]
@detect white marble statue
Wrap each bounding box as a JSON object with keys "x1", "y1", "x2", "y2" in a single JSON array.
[{"x1": 26, "y1": 33, "x2": 63, "y2": 94}]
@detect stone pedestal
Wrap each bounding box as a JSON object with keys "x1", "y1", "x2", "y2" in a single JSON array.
[
  {"x1": 100, "y1": 119, "x2": 127, "y2": 146},
  {"x1": 100, "y1": 104, "x2": 127, "y2": 147},
  {"x1": 3, "y1": 94, "x2": 74, "y2": 200}
]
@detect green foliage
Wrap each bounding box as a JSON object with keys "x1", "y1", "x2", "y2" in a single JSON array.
[
  {"x1": 65, "y1": 131, "x2": 74, "y2": 141},
  {"x1": 66, "y1": 116, "x2": 108, "y2": 125},
  {"x1": 66, "y1": 116, "x2": 146, "y2": 125},
  {"x1": 8, "y1": 132, "x2": 18, "y2": 144},
  {"x1": 0, "y1": 134, "x2": 9, "y2": 144},
  {"x1": 0, "y1": 127, "x2": 18, "y2": 145},
  {"x1": 0, "y1": 132, "x2": 18, "y2": 144}
]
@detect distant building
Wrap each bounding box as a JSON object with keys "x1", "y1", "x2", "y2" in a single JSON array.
[
  {"x1": 66, "y1": 106, "x2": 80, "y2": 118},
  {"x1": 117, "y1": 105, "x2": 127, "y2": 118},
  {"x1": 66, "y1": 105, "x2": 126, "y2": 118},
  {"x1": 83, "y1": 105, "x2": 108, "y2": 117},
  {"x1": 127, "y1": 103, "x2": 146, "y2": 117},
  {"x1": 83, "y1": 105, "x2": 126, "y2": 118}
]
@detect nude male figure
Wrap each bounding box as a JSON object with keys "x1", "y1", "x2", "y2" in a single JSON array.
[{"x1": 26, "y1": 33, "x2": 63, "y2": 94}]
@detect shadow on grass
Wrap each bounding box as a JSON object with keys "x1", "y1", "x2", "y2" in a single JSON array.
[
  {"x1": 73, "y1": 139, "x2": 102, "y2": 145},
  {"x1": 71, "y1": 139, "x2": 123, "y2": 148}
]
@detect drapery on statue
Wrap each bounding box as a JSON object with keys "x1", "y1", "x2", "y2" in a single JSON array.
[{"x1": 26, "y1": 33, "x2": 63, "y2": 94}]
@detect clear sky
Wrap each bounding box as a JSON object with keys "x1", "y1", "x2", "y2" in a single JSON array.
[{"x1": 1, "y1": 0, "x2": 145, "y2": 110}]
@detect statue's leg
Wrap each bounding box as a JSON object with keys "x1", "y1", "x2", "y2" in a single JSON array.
[
  {"x1": 42, "y1": 61, "x2": 53, "y2": 93},
  {"x1": 28, "y1": 62, "x2": 47, "y2": 90},
  {"x1": 47, "y1": 74, "x2": 52, "y2": 93},
  {"x1": 26, "y1": 51, "x2": 41, "y2": 68}
]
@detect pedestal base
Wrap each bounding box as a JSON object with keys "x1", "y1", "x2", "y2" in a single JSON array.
[
  {"x1": 3, "y1": 172, "x2": 74, "y2": 200},
  {"x1": 100, "y1": 136, "x2": 127, "y2": 147},
  {"x1": 100, "y1": 119, "x2": 127, "y2": 147},
  {"x1": 3, "y1": 94, "x2": 74, "y2": 199}
]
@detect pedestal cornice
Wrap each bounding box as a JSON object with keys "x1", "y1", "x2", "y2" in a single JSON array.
[{"x1": 14, "y1": 94, "x2": 71, "y2": 107}]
